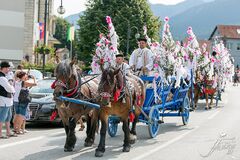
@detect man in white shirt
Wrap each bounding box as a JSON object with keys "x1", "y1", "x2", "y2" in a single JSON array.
[
  {"x1": 0, "y1": 61, "x2": 16, "y2": 138},
  {"x1": 129, "y1": 38, "x2": 154, "y2": 76},
  {"x1": 115, "y1": 53, "x2": 130, "y2": 77}
]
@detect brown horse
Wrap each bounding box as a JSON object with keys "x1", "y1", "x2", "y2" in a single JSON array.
[
  {"x1": 53, "y1": 59, "x2": 99, "y2": 152},
  {"x1": 95, "y1": 66, "x2": 145, "y2": 157},
  {"x1": 193, "y1": 69, "x2": 217, "y2": 110}
]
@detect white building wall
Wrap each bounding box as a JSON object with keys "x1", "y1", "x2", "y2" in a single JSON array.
[{"x1": 0, "y1": 0, "x2": 25, "y2": 62}]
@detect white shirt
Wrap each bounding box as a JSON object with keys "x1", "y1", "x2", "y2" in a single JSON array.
[
  {"x1": 0, "y1": 76, "x2": 15, "y2": 107},
  {"x1": 13, "y1": 81, "x2": 22, "y2": 102},
  {"x1": 129, "y1": 47, "x2": 154, "y2": 71},
  {"x1": 116, "y1": 63, "x2": 130, "y2": 76}
]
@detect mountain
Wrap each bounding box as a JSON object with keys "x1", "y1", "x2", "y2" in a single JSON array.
[
  {"x1": 64, "y1": 12, "x2": 83, "y2": 28},
  {"x1": 64, "y1": 0, "x2": 240, "y2": 40},
  {"x1": 170, "y1": 0, "x2": 240, "y2": 39},
  {"x1": 149, "y1": 0, "x2": 206, "y2": 18}
]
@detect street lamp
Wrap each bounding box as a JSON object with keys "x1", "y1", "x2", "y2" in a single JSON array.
[
  {"x1": 126, "y1": 21, "x2": 140, "y2": 55},
  {"x1": 43, "y1": 0, "x2": 65, "y2": 77},
  {"x1": 57, "y1": 0, "x2": 66, "y2": 14}
]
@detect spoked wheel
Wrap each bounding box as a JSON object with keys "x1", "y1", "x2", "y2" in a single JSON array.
[
  {"x1": 148, "y1": 106, "x2": 160, "y2": 138},
  {"x1": 181, "y1": 96, "x2": 190, "y2": 125},
  {"x1": 108, "y1": 117, "x2": 119, "y2": 137}
]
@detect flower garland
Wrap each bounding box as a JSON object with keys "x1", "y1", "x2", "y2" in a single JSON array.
[{"x1": 91, "y1": 16, "x2": 119, "y2": 74}]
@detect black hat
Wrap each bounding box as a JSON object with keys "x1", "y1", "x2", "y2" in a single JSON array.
[
  {"x1": 0, "y1": 61, "x2": 10, "y2": 68},
  {"x1": 137, "y1": 37, "x2": 147, "y2": 42},
  {"x1": 116, "y1": 53, "x2": 124, "y2": 57},
  {"x1": 212, "y1": 51, "x2": 217, "y2": 56}
]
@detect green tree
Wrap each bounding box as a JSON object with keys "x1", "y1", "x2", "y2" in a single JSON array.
[
  {"x1": 54, "y1": 17, "x2": 71, "y2": 48},
  {"x1": 77, "y1": 0, "x2": 160, "y2": 66}
]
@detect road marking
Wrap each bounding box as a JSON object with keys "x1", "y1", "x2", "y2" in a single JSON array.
[
  {"x1": 207, "y1": 110, "x2": 220, "y2": 120},
  {"x1": 0, "y1": 130, "x2": 65, "y2": 149},
  {"x1": 131, "y1": 126, "x2": 199, "y2": 160},
  {"x1": 0, "y1": 136, "x2": 44, "y2": 149}
]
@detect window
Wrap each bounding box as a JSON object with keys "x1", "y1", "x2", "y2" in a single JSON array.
[
  {"x1": 237, "y1": 43, "x2": 240, "y2": 51},
  {"x1": 237, "y1": 29, "x2": 240, "y2": 35},
  {"x1": 227, "y1": 42, "x2": 233, "y2": 50}
]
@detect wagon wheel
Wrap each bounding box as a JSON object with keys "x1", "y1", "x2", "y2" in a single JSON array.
[
  {"x1": 148, "y1": 106, "x2": 160, "y2": 138},
  {"x1": 108, "y1": 118, "x2": 118, "y2": 137},
  {"x1": 181, "y1": 96, "x2": 190, "y2": 125}
]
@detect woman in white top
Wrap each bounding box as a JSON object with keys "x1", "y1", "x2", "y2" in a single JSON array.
[{"x1": 13, "y1": 71, "x2": 36, "y2": 134}]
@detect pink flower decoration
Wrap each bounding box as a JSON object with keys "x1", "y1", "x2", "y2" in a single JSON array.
[
  {"x1": 176, "y1": 41, "x2": 180, "y2": 45},
  {"x1": 106, "y1": 16, "x2": 112, "y2": 24},
  {"x1": 154, "y1": 73, "x2": 159, "y2": 78},
  {"x1": 96, "y1": 42, "x2": 102, "y2": 47},
  {"x1": 188, "y1": 26, "x2": 192, "y2": 31},
  {"x1": 153, "y1": 42, "x2": 158, "y2": 47},
  {"x1": 107, "y1": 57, "x2": 111, "y2": 62},
  {"x1": 154, "y1": 63, "x2": 159, "y2": 68},
  {"x1": 183, "y1": 43, "x2": 188, "y2": 48},
  {"x1": 164, "y1": 16, "x2": 169, "y2": 22},
  {"x1": 109, "y1": 46, "x2": 114, "y2": 50},
  {"x1": 187, "y1": 29, "x2": 192, "y2": 35},
  {"x1": 99, "y1": 33, "x2": 104, "y2": 39},
  {"x1": 188, "y1": 36, "x2": 193, "y2": 42},
  {"x1": 210, "y1": 57, "x2": 216, "y2": 63},
  {"x1": 184, "y1": 55, "x2": 189, "y2": 60},
  {"x1": 94, "y1": 62, "x2": 98, "y2": 67},
  {"x1": 105, "y1": 39, "x2": 110, "y2": 45}
]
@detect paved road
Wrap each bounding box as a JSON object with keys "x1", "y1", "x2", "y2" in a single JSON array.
[{"x1": 1, "y1": 84, "x2": 240, "y2": 160}]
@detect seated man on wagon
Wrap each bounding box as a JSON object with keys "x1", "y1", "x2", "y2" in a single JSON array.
[{"x1": 129, "y1": 37, "x2": 154, "y2": 76}]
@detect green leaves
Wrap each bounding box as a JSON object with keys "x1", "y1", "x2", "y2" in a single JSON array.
[{"x1": 76, "y1": 0, "x2": 160, "y2": 66}]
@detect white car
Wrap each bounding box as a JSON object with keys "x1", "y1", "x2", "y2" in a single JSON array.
[{"x1": 22, "y1": 69, "x2": 43, "y2": 81}]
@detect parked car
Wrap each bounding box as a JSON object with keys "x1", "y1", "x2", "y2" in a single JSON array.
[
  {"x1": 28, "y1": 78, "x2": 61, "y2": 125},
  {"x1": 22, "y1": 69, "x2": 43, "y2": 81}
]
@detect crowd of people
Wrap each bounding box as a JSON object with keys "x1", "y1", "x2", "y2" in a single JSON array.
[{"x1": 0, "y1": 61, "x2": 36, "y2": 139}]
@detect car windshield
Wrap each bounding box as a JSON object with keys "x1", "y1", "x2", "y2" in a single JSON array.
[
  {"x1": 30, "y1": 79, "x2": 54, "y2": 94},
  {"x1": 22, "y1": 69, "x2": 43, "y2": 81}
]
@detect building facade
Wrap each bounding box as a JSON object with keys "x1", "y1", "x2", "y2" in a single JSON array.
[
  {"x1": 0, "y1": 0, "x2": 25, "y2": 65},
  {"x1": 209, "y1": 25, "x2": 240, "y2": 66},
  {"x1": 0, "y1": 0, "x2": 55, "y2": 65}
]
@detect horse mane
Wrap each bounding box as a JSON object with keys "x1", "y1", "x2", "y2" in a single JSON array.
[{"x1": 55, "y1": 60, "x2": 78, "y2": 79}]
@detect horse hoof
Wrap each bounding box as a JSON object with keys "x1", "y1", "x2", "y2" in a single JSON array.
[
  {"x1": 209, "y1": 106, "x2": 212, "y2": 109},
  {"x1": 122, "y1": 146, "x2": 130, "y2": 152},
  {"x1": 64, "y1": 147, "x2": 73, "y2": 152},
  {"x1": 84, "y1": 141, "x2": 93, "y2": 147},
  {"x1": 129, "y1": 139, "x2": 136, "y2": 144},
  {"x1": 205, "y1": 107, "x2": 208, "y2": 110},
  {"x1": 95, "y1": 150, "x2": 104, "y2": 157}
]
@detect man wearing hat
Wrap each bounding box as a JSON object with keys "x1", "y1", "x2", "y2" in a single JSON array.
[
  {"x1": 0, "y1": 61, "x2": 16, "y2": 138},
  {"x1": 129, "y1": 37, "x2": 154, "y2": 76},
  {"x1": 115, "y1": 53, "x2": 130, "y2": 76}
]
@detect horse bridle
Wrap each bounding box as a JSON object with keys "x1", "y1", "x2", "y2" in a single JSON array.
[
  {"x1": 54, "y1": 73, "x2": 81, "y2": 98},
  {"x1": 99, "y1": 68, "x2": 123, "y2": 100}
]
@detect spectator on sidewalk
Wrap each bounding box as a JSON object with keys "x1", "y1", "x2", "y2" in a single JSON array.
[
  {"x1": 13, "y1": 71, "x2": 36, "y2": 134},
  {"x1": 0, "y1": 61, "x2": 16, "y2": 139}
]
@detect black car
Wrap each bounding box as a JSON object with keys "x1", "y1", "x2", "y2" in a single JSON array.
[{"x1": 28, "y1": 78, "x2": 61, "y2": 124}]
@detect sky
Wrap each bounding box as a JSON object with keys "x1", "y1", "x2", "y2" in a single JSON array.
[{"x1": 54, "y1": 0, "x2": 186, "y2": 17}]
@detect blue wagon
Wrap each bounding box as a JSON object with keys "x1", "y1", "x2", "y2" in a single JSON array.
[
  {"x1": 108, "y1": 73, "x2": 194, "y2": 138},
  {"x1": 58, "y1": 73, "x2": 194, "y2": 138}
]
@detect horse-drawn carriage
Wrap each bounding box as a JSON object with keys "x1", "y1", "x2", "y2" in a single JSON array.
[{"x1": 108, "y1": 74, "x2": 193, "y2": 138}]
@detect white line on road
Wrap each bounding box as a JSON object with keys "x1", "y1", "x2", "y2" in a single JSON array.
[
  {"x1": 207, "y1": 110, "x2": 220, "y2": 120},
  {"x1": 0, "y1": 131, "x2": 65, "y2": 149},
  {"x1": 131, "y1": 126, "x2": 200, "y2": 160},
  {"x1": 0, "y1": 136, "x2": 44, "y2": 149}
]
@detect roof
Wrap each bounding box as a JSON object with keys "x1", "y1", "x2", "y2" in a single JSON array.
[
  {"x1": 209, "y1": 25, "x2": 240, "y2": 40},
  {"x1": 198, "y1": 40, "x2": 212, "y2": 52}
]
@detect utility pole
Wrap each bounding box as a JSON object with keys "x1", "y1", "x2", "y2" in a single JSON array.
[{"x1": 43, "y1": 0, "x2": 48, "y2": 77}]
